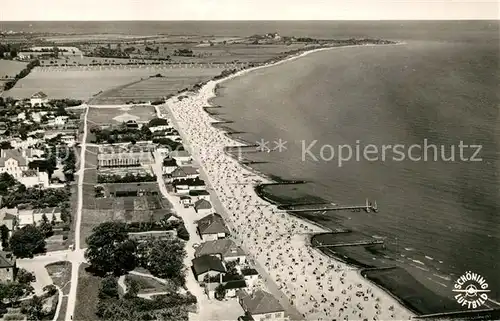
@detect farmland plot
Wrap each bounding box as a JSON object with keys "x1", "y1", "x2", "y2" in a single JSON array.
[
  {"x1": 3, "y1": 66, "x2": 177, "y2": 100},
  {"x1": 91, "y1": 67, "x2": 224, "y2": 104},
  {"x1": 0, "y1": 60, "x2": 27, "y2": 78}
]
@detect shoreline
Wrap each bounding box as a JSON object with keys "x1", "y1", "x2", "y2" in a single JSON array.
[{"x1": 158, "y1": 42, "x2": 415, "y2": 320}]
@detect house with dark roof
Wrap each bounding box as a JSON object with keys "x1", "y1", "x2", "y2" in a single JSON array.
[
  {"x1": 188, "y1": 189, "x2": 211, "y2": 202},
  {"x1": 192, "y1": 255, "x2": 226, "y2": 282},
  {"x1": 165, "y1": 165, "x2": 199, "y2": 183},
  {"x1": 238, "y1": 289, "x2": 285, "y2": 321},
  {"x1": 205, "y1": 279, "x2": 247, "y2": 300},
  {"x1": 196, "y1": 214, "x2": 230, "y2": 242},
  {"x1": 241, "y1": 268, "x2": 259, "y2": 288},
  {"x1": 194, "y1": 199, "x2": 213, "y2": 215},
  {"x1": 0, "y1": 252, "x2": 16, "y2": 281},
  {"x1": 194, "y1": 239, "x2": 246, "y2": 264},
  {"x1": 162, "y1": 158, "x2": 178, "y2": 175},
  {"x1": 30, "y1": 91, "x2": 48, "y2": 106}
]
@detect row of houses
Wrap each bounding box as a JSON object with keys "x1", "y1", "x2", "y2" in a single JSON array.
[
  {"x1": 0, "y1": 206, "x2": 63, "y2": 237},
  {"x1": 189, "y1": 213, "x2": 285, "y2": 320}
]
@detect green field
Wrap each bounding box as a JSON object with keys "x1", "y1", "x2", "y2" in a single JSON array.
[
  {"x1": 0, "y1": 59, "x2": 27, "y2": 78},
  {"x1": 90, "y1": 70, "x2": 222, "y2": 104},
  {"x1": 3, "y1": 66, "x2": 175, "y2": 100}
]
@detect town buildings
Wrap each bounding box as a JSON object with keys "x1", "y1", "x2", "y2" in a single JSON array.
[
  {"x1": 30, "y1": 92, "x2": 49, "y2": 106},
  {"x1": 97, "y1": 144, "x2": 155, "y2": 168},
  {"x1": 238, "y1": 289, "x2": 286, "y2": 321},
  {"x1": 191, "y1": 254, "x2": 227, "y2": 282},
  {"x1": 0, "y1": 252, "x2": 16, "y2": 281},
  {"x1": 0, "y1": 149, "x2": 29, "y2": 179},
  {"x1": 194, "y1": 199, "x2": 214, "y2": 215},
  {"x1": 196, "y1": 213, "x2": 230, "y2": 242},
  {"x1": 194, "y1": 239, "x2": 246, "y2": 264}
]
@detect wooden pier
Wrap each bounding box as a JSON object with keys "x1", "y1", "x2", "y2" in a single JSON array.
[
  {"x1": 314, "y1": 240, "x2": 384, "y2": 248},
  {"x1": 281, "y1": 199, "x2": 379, "y2": 213}
]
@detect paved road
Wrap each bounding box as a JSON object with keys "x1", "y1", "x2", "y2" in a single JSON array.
[
  {"x1": 64, "y1": 105, "x2": 90, "y2": 321},
  {"x1": 151, "y1": 150, "x2": 208, "y2": 308}
]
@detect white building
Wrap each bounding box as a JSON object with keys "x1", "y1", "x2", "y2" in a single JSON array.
[
  {"x1": 162, "y1": 158, "x2": 178, "y2": 175},
  {"x1": 194, "y1": 199, "x2": 214, "y2": 216},
  {"x1": 30, "y1": 92, "x2": 49, "y2": 107},
  {"x1": 0, "y1": 150, "x2": 29, "y2": 179},
  {"x1": 47, "y1": 116, "x2": 69, "y2": 127},
  {"x1": 18, "y1": 170, "x2": 50, "y2": 188},
  {"x1": 16, "y1": 207, "x2": 62, "y2": 228},
  {"x1": 31, "y1": 112, "x2": 49, "y2": 123},
  {"x1": 170, "y1": 150, "x2": 192, "y2": 164},
  {"x1": 10, "y1": 137, "x2": 40, "y2": 149},
  {"x1": 60, "y1": 135, "x2": 76, "y2": 147}
]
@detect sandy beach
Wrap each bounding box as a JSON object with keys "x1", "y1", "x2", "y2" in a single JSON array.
[{"x1": 157, "y1": 45, "x2": 414, "y2": 321}]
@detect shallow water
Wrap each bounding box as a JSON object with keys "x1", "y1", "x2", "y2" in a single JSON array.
[{"x1": 213, "y1": 38, "x2": 500, "y2": 310}]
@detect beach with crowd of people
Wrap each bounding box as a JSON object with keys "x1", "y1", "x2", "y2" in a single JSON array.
[{"x1": 156, "y1": 45, "x2": 414, "y2": 321}]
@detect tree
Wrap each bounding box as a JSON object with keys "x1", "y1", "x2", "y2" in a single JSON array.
[
  {"x1": 10, "y1": 225, "x2": 46, "y2": 258},
  {"x1": 176, "y1": 224, "x2": 190, "y2": 241},
  {"x1": 43, "y1": 284, "x2": 57, "y2": 296},
  {"x1": 125, "y1": 279, "x2": 139, "y2": 298},
  {"x1": 138, "y1": 239, "x2": 186, "y2": 287},
  {"x1": 0, "y1": 225, "x2": 9, "y2": 248},
  {"x1": 24, "y1": 295, "x2": 43, "y2": 320},
  {"x1": 85, "y1": 222, "x2": 137, "y2": 275},
  {"x1": 0, "y1": 282, "x2": 34, "y2": 304},
  {"x1": 39, "y1": 213, "x2": 53, "y2": 237},
  {"x1": 17, "y1": 268, "x2": 36, "y2": 284},
  {"x1": 99, "y1": 276, "x2": 119, "y2": 300},
  {"x1": 215, "y1": 284, "x2": 226, "y2": 300}
]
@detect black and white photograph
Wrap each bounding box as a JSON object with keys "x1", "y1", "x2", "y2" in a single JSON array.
[{"x1": 0, "y1": 1, "x2": 498, "y2": 320}]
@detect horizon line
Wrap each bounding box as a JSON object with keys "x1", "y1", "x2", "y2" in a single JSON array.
[{"x1": 1, "y1": 19, "x2": 499, "y2": 22}]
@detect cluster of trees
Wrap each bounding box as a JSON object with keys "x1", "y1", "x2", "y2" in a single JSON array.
[
  {"x1": 96, "y1": 275, "x2": 195, "y2": 321},
  {"x1": 0, "y1": 44, "x2": 20, "y2": 60},
  {"x1": 85, "y1": 222, "x2": 187, "y2": 287},
  {"x1": 1, "y1": 183, "x2": 70, "y2": 209},
  {"x1": 91, "y1": 46, "x2": 129, "y2": 58},
  {"x1": 97, "y1": 173, "x2": 156, "y2": 184},
  {"x1": 10, "y1": 225, "x2": 46, "y2": 258},
  {"x1": 173, "y1": 49, "x2": 194, "y2": 57},
  {"x1": 3, "y1": 60, "x2": 40, "y2": 91},
  {"x1": 90, "y1": 124, "x2": 153, "y2": 144},
  {"x1": 213, "y1": 68, "x2": 239, "y2": 81},
  {"x1": 0, "y1": 271, "x2": 34, "y2": 305},
  {"x1": 2, "y1": 210, "x2": 57, "y2": 255}
]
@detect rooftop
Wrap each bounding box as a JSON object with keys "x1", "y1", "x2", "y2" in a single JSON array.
[
  {"x1": 0, "y1": 252, "x2": 15, "y2": 269},
  {"x1": 194, "y1": 199, "x2": 212, "y2": 211},
  {"x1": 31, "y1": 91, "x2": 47, "y2": 99},
  {"x1": 238, "y1": 289, "x2": 284, "y2": 315},
  {"x1": 197, "y1": 213, "x2": 229, "y2": 235},
  {"x1": 189, "y1": 190, "x2": 210, "y2": 197},
  {"x1": 241, "y1": 268, "x2": 259, "y2": 276},
  {"x1": 194, "y1": 239, "x2": 245, "y2": 259},
  {"x1": 192, "y1": 255, "x2": 226, "y2": 276}
]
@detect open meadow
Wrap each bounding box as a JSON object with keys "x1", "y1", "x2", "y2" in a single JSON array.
[
  {"x1": 3, "y1": 66, "x2": 179, "y2": 100},
  {"x1": 0, "y1": 59, "x2": 27, "y2": 78},
  {"x1": 90, "y1": 68, "x2": 223, "y2": 104}
]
